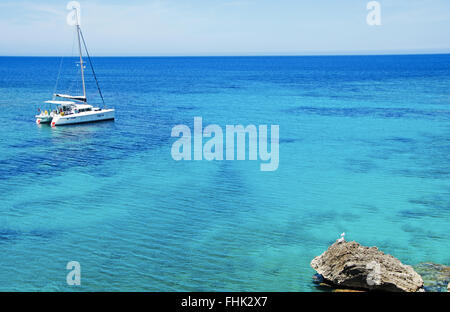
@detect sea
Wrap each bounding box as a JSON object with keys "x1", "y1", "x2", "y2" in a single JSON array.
[{"x1": 0, "y1": 55, "x2": 449, "y2": 291}]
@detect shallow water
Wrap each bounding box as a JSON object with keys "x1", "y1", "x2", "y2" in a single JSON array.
[{"x1": 0, "y1": 55, "x2": 449, "y2": 291}]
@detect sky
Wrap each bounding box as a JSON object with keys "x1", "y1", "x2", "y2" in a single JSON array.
[{"x1": 0, "y1": 0, "x2": 450, "y2": 56}]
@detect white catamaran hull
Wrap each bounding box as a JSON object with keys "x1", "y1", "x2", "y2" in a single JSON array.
[
  {"x1": 35, "y1": 115, "x2": 53, "y2": 124},
  {"x1": 51, "y1": 109, "x2": 115, "y2": 126}
]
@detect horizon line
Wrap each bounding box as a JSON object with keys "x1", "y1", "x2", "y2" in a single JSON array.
[{"x1": 1, "y1": 51, "x2": 450, "y2": 58}]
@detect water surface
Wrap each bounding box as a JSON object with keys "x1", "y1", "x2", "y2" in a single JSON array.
[{"x1": 0, "y1": 55, "x2": 449, "y2": 291}]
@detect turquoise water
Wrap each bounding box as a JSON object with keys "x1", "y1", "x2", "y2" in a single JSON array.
[{"x1": 0, "y1": 55, "x2": 449, "y2": 291}]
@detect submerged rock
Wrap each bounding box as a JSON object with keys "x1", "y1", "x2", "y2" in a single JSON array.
[
  {"x1": 311, "y1": 241, "x2": 423, "y2": 292},
  {"x1": 414, "y1": 263, "x2": 450, "y2": 292}
]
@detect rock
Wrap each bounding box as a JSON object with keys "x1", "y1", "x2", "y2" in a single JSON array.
[
  {"x1": 311, "y1": 241, "x2": 423, "y2": 292},
  {"x1": 312, "y1": 273, "x2": 324, "y2": 284},
  {"x1": 319, "y1": 283, "x2": 333, "y2": 288},
  {"x1": 333, "y1": 289, "x2": 366, "y2": 292},
  {"x1": 414, "y1": 263, "x2": 450, "y2": 292}
]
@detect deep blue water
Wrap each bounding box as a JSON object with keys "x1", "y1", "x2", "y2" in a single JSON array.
[{"x1": 0, "y1": 55, "x2": 449, "y2": 291}]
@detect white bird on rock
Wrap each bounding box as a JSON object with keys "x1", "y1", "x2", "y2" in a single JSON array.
[{"x1": 337, "y1": 232, "x2": 346, "y2": 243}]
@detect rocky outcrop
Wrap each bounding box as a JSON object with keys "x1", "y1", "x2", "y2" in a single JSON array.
[
  {"x1": 311, "y1": 240, "x2": 423, "y2": 292},
  {"x1": 414, "y1": 263, "x2": 450, "y2": 292}
]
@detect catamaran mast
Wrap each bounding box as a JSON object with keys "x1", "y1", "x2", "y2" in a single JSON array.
[{"x1": 75, "y1": 10, "x2": 86, "y2": 100}]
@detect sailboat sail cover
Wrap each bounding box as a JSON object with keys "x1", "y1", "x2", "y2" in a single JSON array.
[{"x1": 54, "y1": 94, "x2": 87, "y2": 102}]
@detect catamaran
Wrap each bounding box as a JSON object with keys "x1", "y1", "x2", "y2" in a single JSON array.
[{"x1": 35, "y1": 12, "x2": 114, "y2": 126}]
